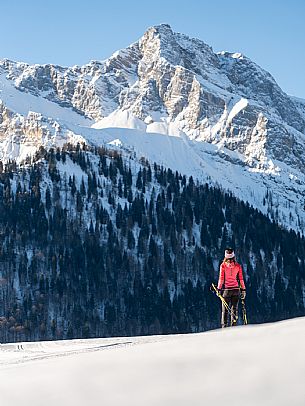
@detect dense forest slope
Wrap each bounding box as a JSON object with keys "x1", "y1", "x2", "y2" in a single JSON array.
[{"x1": 0, "y1": 144, "x2": 304, "y2": 343}]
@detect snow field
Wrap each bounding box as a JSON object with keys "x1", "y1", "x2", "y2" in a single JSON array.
[{"x1": 1, "y1": 317, "x2": 305, "y2": 406}]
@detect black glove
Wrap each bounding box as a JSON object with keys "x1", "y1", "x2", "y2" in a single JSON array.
[{"x1": 240, "y1": 290, "x2": 246, "y2": 300}]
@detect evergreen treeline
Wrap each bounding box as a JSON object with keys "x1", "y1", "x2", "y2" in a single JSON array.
[{"x1": 0, "y1": 143, "x2": 304, "y2": 343}]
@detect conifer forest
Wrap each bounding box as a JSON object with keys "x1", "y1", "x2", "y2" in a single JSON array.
[{"x1": 0, "y1": 144, "x2": 304, "y2": 343}]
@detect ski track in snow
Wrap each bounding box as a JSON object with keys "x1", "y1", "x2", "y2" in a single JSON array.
[
  {"x1": 0, "y1": 335, "x2": 169, "y2": 368},
  {"x1": 0, "y1": 341, "x2": 132, "y2": 367}
]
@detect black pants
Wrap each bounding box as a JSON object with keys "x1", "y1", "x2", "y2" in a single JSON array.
[{"x1": 221, "y1": 289, "x2": 240, "y2": 328}]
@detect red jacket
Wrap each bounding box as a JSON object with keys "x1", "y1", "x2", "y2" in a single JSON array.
[{"x1": 217, "y1": 261, "x2": 246, "y2": 290}]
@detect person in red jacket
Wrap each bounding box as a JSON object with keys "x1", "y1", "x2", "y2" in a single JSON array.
[{"x1": 217, "y1": 248, "x2": 246, "y2": 328}]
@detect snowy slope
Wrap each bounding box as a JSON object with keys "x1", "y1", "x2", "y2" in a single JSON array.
[
  {"x1": 1, "y1": 24, "x2": 305, "y2": 232},
  {"x1": 69, "y1": 125, "x2": 305, "y2": 232},
  {"x1": 1, "y1": 318, "x2": 305, "y2": 406}
]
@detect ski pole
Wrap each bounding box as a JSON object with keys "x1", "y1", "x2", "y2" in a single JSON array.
[
  {"x1": 211, "y1": 283, "x2": 238, "y2": 324},
  {"x1": 241, "y1": 299, "x2": 248, "y2": 325}
]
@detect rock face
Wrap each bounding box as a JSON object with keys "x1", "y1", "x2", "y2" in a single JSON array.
[{"x1": 0, "y1": 24, "x2": 305, "y2": 231}]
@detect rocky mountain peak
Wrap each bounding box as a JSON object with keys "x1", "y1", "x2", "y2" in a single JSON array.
[
  {"x1": 138, "y1": 24, "x2": 217, "y2": 72},
  {"x1": 0, "y1": 26, "x2": 305, "y2": 232},
  {"x1": 0, "y1": 25, "x2": 304, "y2": 165},
  {"x1": 139, "y1": 24, "x2": 179, "y2": 64}
]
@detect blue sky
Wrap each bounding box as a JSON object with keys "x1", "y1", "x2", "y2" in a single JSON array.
[{"x1": 0, "y1": 0, "x2": 304, "y2": 98}]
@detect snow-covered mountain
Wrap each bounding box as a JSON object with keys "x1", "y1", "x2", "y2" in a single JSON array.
[
  {"x1": 1, "y1": 317, "x2": 305, "y2": 406},
  {"x1": 1, "y1": 24, "x2": 305, "y2": 231}
]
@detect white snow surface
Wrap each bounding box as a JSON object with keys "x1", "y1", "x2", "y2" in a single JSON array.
[{"x1": 1, "y1": 317, "x2": 305, "y2": 406}]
